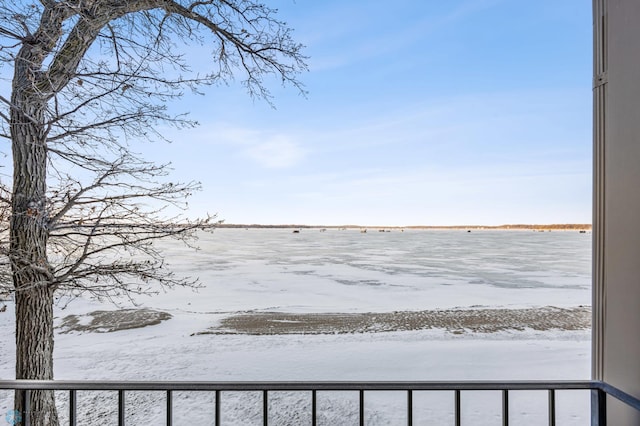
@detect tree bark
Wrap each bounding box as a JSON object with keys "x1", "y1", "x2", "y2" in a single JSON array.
[
  {"x1": 13, "y1": 288, "x2": 58, "y2": 425},
  {"x1": 10, "y1": 43, "x2": 59, "y2": 425}
]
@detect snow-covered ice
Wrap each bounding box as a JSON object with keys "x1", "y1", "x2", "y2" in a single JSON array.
[{"x1": 0, "y1": 229, "x2": 592, "y2": 425}]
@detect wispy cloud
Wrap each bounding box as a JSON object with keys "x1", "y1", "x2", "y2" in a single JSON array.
[
  {"x1": 304, "y1": 0, "x2": 503, "y2": 72},
  {"x1": 144, "y1": 0, "x2": 590, "y2": 225},
  {"x1": 195, "y1": 125, "x2": 307, "y2": 169},
  {"x1": 243, "y1": 135, "x2": 305, "y2": 169}
]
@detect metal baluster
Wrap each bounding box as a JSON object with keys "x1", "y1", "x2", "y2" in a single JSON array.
[
  {"x1": 591, "y1": 388, "x2": 607, "y2": 426},
  {"x1": 548, "y1": 389, "x2": 555, "y2": 426},
  {"x1": 455, "y1": 390, "x2": 461, "y2": 426},
  {"x1": 312, "y1": 390, "x2": 317, "y2": 426},
  {"x1": 166, "y1": 390, "x2": 172, "y2": 426},
  {"x1": 263, "y1": 390, "x2": 268, "y2": 426},
  {"x1": 69, "y1": 390, "x2": 77, "y2": 426},
  {"x1": 24, "y1": 390, "x2": 31, "y2": 426},
  {"x1": 215, "y1": 390, "x2": 220, "y2": 426},
  {"x1": 118, "y1": 390, "x2": 125, "y2": 426},
  {"x1": 502, "y1": 390, "x2": 509, "y2": 426},
  {"x1": 407, "y1": 390, "x2": 413, "y2": 426},
  {"x1": 359, "y1": 390, "x2": 364, "y2": 426}
]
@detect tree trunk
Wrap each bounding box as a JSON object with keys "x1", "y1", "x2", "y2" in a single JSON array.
[
  {"x1": 10, "y1": 46, "x2": 59, "y2": 425},
  {"x1": 13, "y1": 287, "x2": 58, "y2": 425}
]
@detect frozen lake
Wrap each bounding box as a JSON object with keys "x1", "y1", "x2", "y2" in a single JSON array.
[
  {"x1": 0, "y1": 228, "x2": 592, "y2": 425},
  {"x1": 151, "y1": 228, "x2": 592, "y2": 313}
]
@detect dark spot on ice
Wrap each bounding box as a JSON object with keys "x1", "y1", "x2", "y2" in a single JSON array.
[{"x1": 335, "y1": 279, "x2": 385, "y2": 287}]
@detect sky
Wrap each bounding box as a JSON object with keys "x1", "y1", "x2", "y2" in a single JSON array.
[
  {"x1": 150, "y1": 0, "x2": 593, "y2": 226},
  {"x1": 7, "y1": 0, "x2": 595, "y2": 227}
]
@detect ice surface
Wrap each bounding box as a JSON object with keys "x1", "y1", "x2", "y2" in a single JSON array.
[{"x1": 0, "y1": 229, "x2": 592, "y2": 425}]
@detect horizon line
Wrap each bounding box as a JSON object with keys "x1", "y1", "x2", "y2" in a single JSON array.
[{"x1": 215, "y1": 223, "x2": 592, "y2": 230}]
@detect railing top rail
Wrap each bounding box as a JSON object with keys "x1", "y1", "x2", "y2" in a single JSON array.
[
  {"x1": 2, "y1": 380, "x2": 640, "y2": 412},
  {"x1": 599, "y1": 381, "x2": 640, "y2": 411},
  {"x1": 0, "y1": 379, "x2": 595, "y2": 392}
]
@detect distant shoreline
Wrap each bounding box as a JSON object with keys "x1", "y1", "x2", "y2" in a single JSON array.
[{"x1": 216, "y1": 223, "x2": 592, "y2": 231}]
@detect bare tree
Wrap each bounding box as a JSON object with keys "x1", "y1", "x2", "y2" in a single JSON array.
[
  {"x1": 0, "y1": 1, "x2": 306, "y2": 424},
  {"x1": 0, "y1": 176, "x2": 10, "y2": 295}
]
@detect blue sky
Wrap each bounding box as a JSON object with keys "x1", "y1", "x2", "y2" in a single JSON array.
[
  {"x1": 153, "y1": 0, "x2": 592, "y2": 226},
  {"x1": 12, "y1": 0, "x2": 594, "y2": 227}
]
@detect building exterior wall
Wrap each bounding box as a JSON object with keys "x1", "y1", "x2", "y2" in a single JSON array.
[{"x1": 594, "y1": 0, "x2": 640, "y2": 422}]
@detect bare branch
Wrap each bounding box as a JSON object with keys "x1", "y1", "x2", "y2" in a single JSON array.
[
  {"x1": 0, "y1": 26, "x2": 25, "y2": 41},
  {"x1": 2, "y1": 5, "x2": 305, "y2": 413}
]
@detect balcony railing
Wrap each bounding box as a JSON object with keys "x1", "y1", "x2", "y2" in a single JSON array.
[{"x1": 1, "y1": 380, "x2": 639, "y2": 425}]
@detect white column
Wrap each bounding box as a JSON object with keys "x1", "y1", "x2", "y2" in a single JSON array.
[{"x1": 594, "y1": 0, "x2": 640, "y2": 422}]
